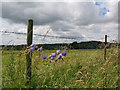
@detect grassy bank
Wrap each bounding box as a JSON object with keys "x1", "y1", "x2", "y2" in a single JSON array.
[{"x1": 2, "y1": 48, "x2": 118, "y2": 88}]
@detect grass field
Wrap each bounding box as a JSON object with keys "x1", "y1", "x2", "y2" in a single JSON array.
[{"x1": 2, "y1": 47, "x2": 118, "y2": 88}]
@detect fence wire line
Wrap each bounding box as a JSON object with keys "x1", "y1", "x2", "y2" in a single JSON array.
[
  {"x1": 107, "y1": 36, "x2": 118, "y2": 43},
  {"x1": 0, "y1": 31, "x2": 85, "y2": 40},
  {"x1": 1, "y1": 30, "x2": 114, "y2": 47},
  {"x1": 0, "y1": 30, "x2": 101, "y2": 41}
]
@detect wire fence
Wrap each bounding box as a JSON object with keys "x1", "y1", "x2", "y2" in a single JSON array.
[
  {"x1": 1, "y1": 30, "x2": 113, "y2": 46},
  {"x1": 1, "y1": 20, "x2": 118, "y2": 88},
  {"x1": 1, "y1": 30, "x2": 118, "y2": 55},
  {"x1": 0, "y1": 30, "x2": 84, "y2": 40},
  {"x1": 1, "y1": 30, "x2": 110, "y2": 41}
]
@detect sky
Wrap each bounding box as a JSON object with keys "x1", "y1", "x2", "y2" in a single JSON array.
[{"x1": 0, "y1": 0, "x2": 119, "y2": 45}]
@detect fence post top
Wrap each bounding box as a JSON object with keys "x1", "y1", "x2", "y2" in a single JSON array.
[{"x1": 28, "y1": 19, "x2": 33, "y2": 21}]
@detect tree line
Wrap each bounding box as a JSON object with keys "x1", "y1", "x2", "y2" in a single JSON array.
[{"x1": 1, "y1": 41, "x2": 117, "y2": 50}]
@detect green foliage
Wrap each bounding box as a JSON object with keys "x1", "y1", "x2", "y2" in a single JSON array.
[
  {"x1": 2, "y1": 47, "x2": 118, "y2": 88},
  {"x1": 1, "y1": 41, "x2": 108, "y2": 50}
]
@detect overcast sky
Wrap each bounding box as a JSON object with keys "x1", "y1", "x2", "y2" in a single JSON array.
[{"x1": 1, "y1": 0, "x2": 118, "y2": 45}]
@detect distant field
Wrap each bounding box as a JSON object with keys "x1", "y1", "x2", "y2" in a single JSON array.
[{"x1": 2, "y1": 48, "x2": 118, "y2": 88}]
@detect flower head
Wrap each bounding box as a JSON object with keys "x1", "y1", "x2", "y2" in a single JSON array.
[
  {"x1": 51, "y1": 52, "x2": 56, "y2": 56},
  {"x1": 30, "y1": 47, "x2": 35, "y2": 52},
  {"x1": 49, "y1": 55, "x2": 55, "y2": 60},
  {"x1": 41, "y1": 55, "x2": 47, "y2": 59},
  {"x1": 39, "y1": 46, "x2": 43, "y2": 52},
  {"x1": 30, "y1": 44, "x2": 35, "y2": 48},
  {"x1": 56, "y1": 50, "x2": 61, "y2": 55},
  {"x1": 58, "y1": 53, "x2": 62, "y2": 59},
  {"x1": 62, "y1": 51, "x2": 67, "y2": 56},
  {"x1": 51, "y1": 56, "x2": 56, "y2": 60}
]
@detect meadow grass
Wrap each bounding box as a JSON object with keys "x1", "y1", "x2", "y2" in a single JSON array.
[{"x1": 2, "y1": 47, "x2": 118, "y2": 88}]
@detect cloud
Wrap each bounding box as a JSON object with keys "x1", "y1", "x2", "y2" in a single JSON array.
[
  {"x1": 1, "y1": 2, "x2": 118, "y2": 45},
  {"x1": 2, "y1": 2, "x2": 117, "y2": 25}
]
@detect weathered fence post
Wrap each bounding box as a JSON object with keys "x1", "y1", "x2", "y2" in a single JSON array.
[
  {"x1": 104, "y1": 35, "x2": 107, "y2": 60},
  {"x1": 26, "y1": 19, "x2": 33, "y2": 85}
]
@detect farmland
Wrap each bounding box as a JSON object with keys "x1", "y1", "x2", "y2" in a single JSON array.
[
  {"x1": 1, "y1": 1, "x2": 119, "y2": 89},
  {"x1": 2, "y1": 47, "x2": 118, "y2": 88}
]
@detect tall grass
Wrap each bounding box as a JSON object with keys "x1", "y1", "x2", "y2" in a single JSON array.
[{"x1": 2, "y1": 45, "x2": 118, "y2": 88}]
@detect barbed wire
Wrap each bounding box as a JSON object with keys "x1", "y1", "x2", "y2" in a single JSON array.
[
  {"x1": 1, "y1": 30, "x2": 115, "y2": 46},
  {"x1": 107, "y1": 36, "x2": 118, "y2": 43},
  {"x1": 0, "y1": 30, "x2": 85, "y2": 40}
]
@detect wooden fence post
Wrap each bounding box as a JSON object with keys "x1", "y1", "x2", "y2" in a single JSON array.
[
  {"x1": 104, "y1": 35, "x2": 107, "y2": 60},
  {"x1": 26, "y1": 19, "x2": 33, "y2": 85}
]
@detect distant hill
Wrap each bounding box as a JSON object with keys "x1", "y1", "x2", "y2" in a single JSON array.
[{"x1": 1, "y1": 41, "x2": 118, "y2": 50}]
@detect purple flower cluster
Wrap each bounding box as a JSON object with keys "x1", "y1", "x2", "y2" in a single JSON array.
[
  {"x1": 29, "y1": 44, "x2": 43, "y2": 52},
  {"x1": 29, "y1": 44, "x2": 67, "y2": 61},
  {"x1": 42, "y1": 50, "x2": 67, "y2": 60}
]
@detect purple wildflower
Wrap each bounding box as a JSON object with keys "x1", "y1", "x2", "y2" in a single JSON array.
[
  {"x1": 41, "y1": 55, "x2": 47, "y2": 59},
  {"x1": 39, "y1": 46, "x2": 43, "y2": 52},
  {"x1": 56, "y1": 50, "x2": 61, "y2": 55},
  {"x1": 30, "y1": 47, "x2": 35, "y2": 52},
  {"x1": 30, "y1": 44, "x2": 35, "y2": 48},
  {"x1": 51, "y1": 53, "x2": 56, "y2": 56},
  {"x1": 49, "y1": 55, "x2": 52, "y2": 59},
  {"x1": 62, "y1": 51, "x2": 67, "y2": 56},
  {"x1": 51, "y1": 56, "x2": 56, "y2": 60},
  {"x1": 49, "y1": 55, "x2": 55, "y2": 60},
  {"x1": 58, "y1": 53, "x2": 62, "y2": 59}
]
